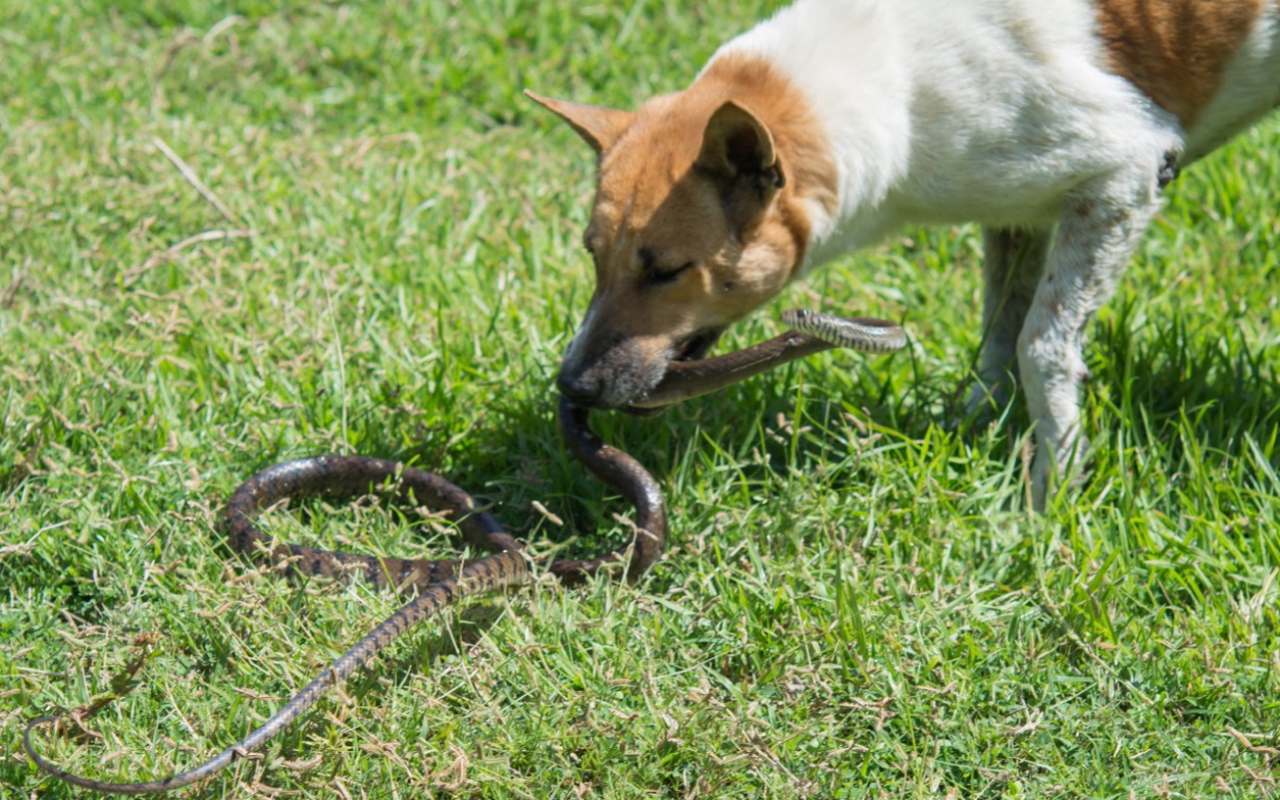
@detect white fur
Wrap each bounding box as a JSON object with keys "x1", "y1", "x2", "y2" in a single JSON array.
[{"x1": 710, "y1": 0, "x2": 1280, "y2": 508}]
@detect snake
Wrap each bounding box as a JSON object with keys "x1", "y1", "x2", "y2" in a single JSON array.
[{"x1": 23, "y1": 309, "x2": 906, "y2": 795}]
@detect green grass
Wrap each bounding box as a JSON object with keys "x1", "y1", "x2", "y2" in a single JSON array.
[{"x1": 2, "y1": 1, "x2": 1279, "y2": 797}]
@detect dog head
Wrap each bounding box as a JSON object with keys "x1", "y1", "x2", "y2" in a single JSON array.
[{"x1": 529, "y1": 56, "x2": 834, "y2": 408}]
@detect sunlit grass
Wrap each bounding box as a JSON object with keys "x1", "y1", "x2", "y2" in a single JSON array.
[{"x1": 2, "y1": 2, "x2": 1278, "y2": 797}]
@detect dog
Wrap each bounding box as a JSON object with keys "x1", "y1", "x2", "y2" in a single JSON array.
[{"x1": 527, "y1": 0, "x2": 1280, "y2": 508}]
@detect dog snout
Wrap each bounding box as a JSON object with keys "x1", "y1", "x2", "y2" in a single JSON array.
[
  {"x1": 557, "y1": 323, "x2": 672, "y2": 408},
  {"x1": 556, "y1": 368, "x2": 604, "y2": 406}
]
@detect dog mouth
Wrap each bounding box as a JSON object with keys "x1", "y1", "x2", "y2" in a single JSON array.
[
  {"x1": 622, "y1": 327, "x2": 725, "y2": 416},
  {"x1": 672, "y1": 327, "x2": 725, "y2": 363}
]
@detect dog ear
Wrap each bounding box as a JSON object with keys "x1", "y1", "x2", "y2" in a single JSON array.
[
  {"x1": 695, "y1": 101, "x2": 785, "y2": 225},
  {"x1": 524, "y1": 90, "x2": 633, "y2": 155},
  {"x1": 697, "y1": 101, "x2": 778, "y2": 177}
]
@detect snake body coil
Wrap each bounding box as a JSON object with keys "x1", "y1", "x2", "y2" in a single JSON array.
[
  {"x1": 23, "y1": 403, "x2": 660, "y2": 795},
  {"x1": 24, "y1": 310, "x2": 904, "y2": 794}
]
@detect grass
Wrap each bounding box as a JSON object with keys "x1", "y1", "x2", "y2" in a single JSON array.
[{"x1": 2, "y1": 1, "x2": 1278, "y2": 797}]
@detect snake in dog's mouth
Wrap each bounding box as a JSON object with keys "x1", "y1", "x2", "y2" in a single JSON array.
[{"x1": 24, "y1": 310, "x2": 906, "y2": 795}]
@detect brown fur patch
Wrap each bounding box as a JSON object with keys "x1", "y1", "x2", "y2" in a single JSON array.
[{"x1": 1095, "y1": 0, "x2": 1264, "y2": 126}]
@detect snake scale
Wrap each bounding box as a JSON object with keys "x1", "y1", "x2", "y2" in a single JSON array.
[{"x1": 24, "y1": 310, "x2": 906, "y2": 794}]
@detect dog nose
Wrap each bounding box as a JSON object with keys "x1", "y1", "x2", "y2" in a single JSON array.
[{"x1": 556, "y1": 370, "x2": 603, "y2": 406}]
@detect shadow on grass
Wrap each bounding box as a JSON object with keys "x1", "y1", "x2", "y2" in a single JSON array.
[
  {"x1": 244, "y1": 307, "x2": 1278, "y2": 590},
  {"x1": 1093, "y1": 310, "x2": 1280, "y2": 458},
  {"x1": 339, "y1": 355, "x2": 918, "y2": 548}
]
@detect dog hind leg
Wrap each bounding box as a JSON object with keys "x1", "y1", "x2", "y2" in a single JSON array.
[{"x1": 965, "y1": 226, "x2": 1050, "y2": 417}]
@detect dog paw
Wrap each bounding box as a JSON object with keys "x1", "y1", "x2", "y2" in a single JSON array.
[{"x1": 1028, "y1": 434, "x2": 1090, "y2": 511}]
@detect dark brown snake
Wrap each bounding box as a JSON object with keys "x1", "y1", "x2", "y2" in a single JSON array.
[{"x1": 24, "y1": 310, "x2": 906, "y2": 795}]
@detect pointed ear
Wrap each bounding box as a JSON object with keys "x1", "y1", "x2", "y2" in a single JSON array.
[
  {"x1": 525, "y1": 90, "x2": 633, "y2": 155},
  {"x1": 696, "y1": 101, "x2": 785, "y2": 230},
  {"x1": 696, "y1": 101, "x2": 783, "y2": 188}
]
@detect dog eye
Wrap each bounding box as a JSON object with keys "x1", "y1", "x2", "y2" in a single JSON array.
[{"x1": 646, "y1": 261, "x2": 695, "y2": 286}]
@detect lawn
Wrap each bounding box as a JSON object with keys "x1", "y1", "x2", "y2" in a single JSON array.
[{"x1": 2, "y1": 1, "x2": 1278, "y2": 798}]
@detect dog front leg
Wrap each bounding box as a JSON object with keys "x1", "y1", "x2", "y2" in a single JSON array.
[
  {"x1": 1017, "y1": 175, "x2": 1162, "y2": 509},
  {"x1": 965, "y1": 226, "x2": 1051, "y2": 417}
]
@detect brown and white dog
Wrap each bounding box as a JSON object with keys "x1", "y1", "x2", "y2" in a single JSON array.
[{"x1": 528, "y1": 0, "x2": 1280, "y2": 508}]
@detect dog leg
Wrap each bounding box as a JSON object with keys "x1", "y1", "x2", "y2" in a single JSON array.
[
  {"x1": 1017, "y1": 173, "x2": 1162, "y2": 509},
  {"x1": 965, "y1": 227, "x2": 1050, "y2": 417}
]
